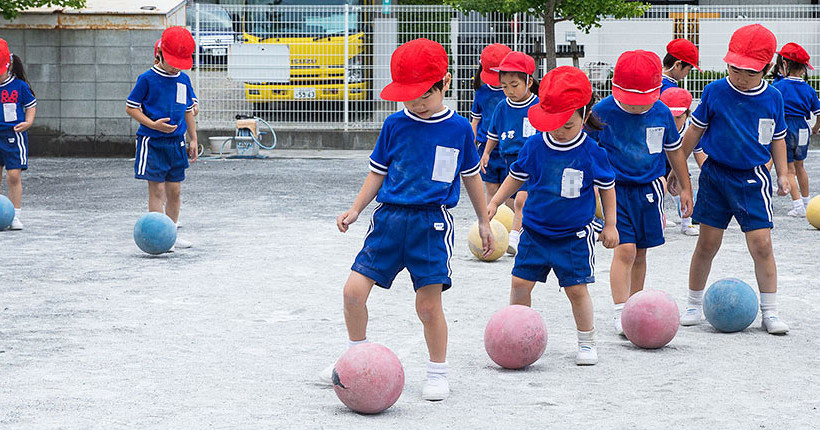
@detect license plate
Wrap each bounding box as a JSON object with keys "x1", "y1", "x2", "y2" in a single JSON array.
[
  {"x1": 211, "y1": 48, "x2": 227, "y2": 56},
  {"x1": 294, "y1": 88, "x2": 316, "y2": 99}
]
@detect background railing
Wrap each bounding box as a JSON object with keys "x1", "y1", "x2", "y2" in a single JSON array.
[{"x1": 189, "y1": 3, "x2": 820, "y2": 131}]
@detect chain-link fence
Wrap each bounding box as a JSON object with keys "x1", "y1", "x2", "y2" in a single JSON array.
[{"x1": 189, "y1": 3, "x2": 820, "y2": 131}]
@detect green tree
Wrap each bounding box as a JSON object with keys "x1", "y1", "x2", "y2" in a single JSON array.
[
  {"x1": 444, "y1": 0, "x2": 649, "y2": 70},
  {"x1": 2, "y1": 0, "x2": 87, "y2": 20}
]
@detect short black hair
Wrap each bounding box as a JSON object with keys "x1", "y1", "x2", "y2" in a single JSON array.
[
  {"x1": 663, "y1": 53, "x2": 693, "y2": 70},
  {"x1": 428, "y1": 79, "x2": 444, "y2": 93}
]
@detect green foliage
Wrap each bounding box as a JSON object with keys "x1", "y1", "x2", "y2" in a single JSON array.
[
  {"x1": 443, "y1": 0, "x2": 648, "y2": 30},
  {"x1": 1, "y1": 0, "x2": 87, "y2": 20}
]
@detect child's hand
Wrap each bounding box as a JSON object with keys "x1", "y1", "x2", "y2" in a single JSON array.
[
  {"x1": 337, "y1": 209, "x2": 359, "y2": 233},
  {"x1": 152, "y1": 118, "x2": 178, "y2": 134},
  {"x1": 480, "y1": 152, "x2": 490, "y2": 174},
  {"x1": 679, "y1": 188, "x2": 694, "y2": 218},
  {"x1": 486, "y1": 201, "x2": 498, "y2": 221},
  {"x1": 477, "y1": 220, "x2": 495, "y2": 259},
  {"x1": 600, "y1": 225, "x2": 619, "y2": 249},
  {"x1": 188, "y1": 139, "x2": 198, "y2": 162},
  {"x1": 13, "y1": 121, "x2": 32, "y2": 132},
  {"x1": 776, "y1": 175, "x2": 790, "y2": 196},
  {"x1": 667, "y1": 172, "x2": 679, "y2": 196},
  {"x1": 193, "y1": 104, "x2": 200, "y2": 117}
]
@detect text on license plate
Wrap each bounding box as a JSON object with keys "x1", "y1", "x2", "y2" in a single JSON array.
[{"x1": 294, "y1": 88, "x2": 317, "y2": 99}]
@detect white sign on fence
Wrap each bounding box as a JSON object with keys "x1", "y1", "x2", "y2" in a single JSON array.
[{"x1": 227, "y1": 43, "x2": 291, "y2": 83}]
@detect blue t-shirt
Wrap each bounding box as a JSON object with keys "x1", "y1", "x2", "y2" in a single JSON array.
[
  {"x1": 660, "y1": 75, "x2": 678, "y2": 94},
  {"x1": 369, "y1": 108, "x2": 480, "y2": 208},
  {"x1": 0, "y1": 75, "x2": 36, "y2": 131},
  {"x1": 691, "y1": 78, "x2": 787, "y2": 170},
  {"x1": 126, "y1": 66, "x2": 195, "y2": 138},
  {"x1": 470, "y1": 84, "x2": 506, "y2": 144},
  {"x1": 487, "y1": 93, "x2": 539, "y2": 156},
  {"x1": 771, "y1": 76, "x2": 820, "y2": 121},
  {"x1": 592, "y1": 96, "x2": 682, "y2": 184},
  {"x1": 509, "y1": 131, "x2": 615, "y2": 237}
]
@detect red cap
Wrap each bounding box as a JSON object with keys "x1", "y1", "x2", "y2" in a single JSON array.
[
  {"x1": 380, "y1": 38, "x2": 449, "y2": 102},
  {"x1": 528, "y1": 66, "x2": 591, "y2": 132},
  {"x1": 491, "y1": 51, "x2": 536, "y2": 75},
  {"x1": 723, "y1": 24, "x2": 776, "y2": 72},
  {"x1": 154, "y1": 39, "x2": 161, "y2": 58},
  {"x1": 612, "y1": 50, "x2": 662, "y2": 105},
  {"x1": 659, "y1": 87, "x2": 693, "y2": 116},
  {"x1": 666, "y1": 38, "x2": 701, "y2": 71},
  {"x1": 0, "y1": 38, "x2": 10, "y2": 75},
  {"x1": 778, "y1": 42, "x2": 813, "y2": 70},
  {"x1": 480, "y1": 43, "x2": 512, "y2": 87},
  {"x1": 160, "y1": 26, "x2": 195, "y2": 70}
]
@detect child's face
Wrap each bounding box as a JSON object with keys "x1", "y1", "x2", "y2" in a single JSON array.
[
  {"x1": 727, "y1": 65, "x2": 765, "y2": 91},
  {"x1": 548, "y1": 111, "x2": 584, "y2": 142},
  {"x1": 669, "y1": 61, "x2": 694, "y2": 80},
  {"x1": 500, "y1": 73, "x2": 531, "y2": 102},
  {"x1": 619, "y1": 102, "x2": 654, "y2": 114},
  {"x1": 403, "y1": 73, "x2": 451, "y2": 119},
  {"x1": 159, "y1": 57, "x2": 181, "y2": 75},
  {"x1": 673, "y1": 112, "x2": 688, "y2": 131}
]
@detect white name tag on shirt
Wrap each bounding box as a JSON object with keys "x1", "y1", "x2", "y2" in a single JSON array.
[
  {"x1": 561, "y1": 168, "x2": 583, "y2": 198},
  {"x1": 799, "y1": 128, "x2": 810, "y2": 147},
  {"x1": 432, "y1": 146, "x2": 459, "y2": 183},
  {"x1": 522, "y1": 117, "x2": 537, "y2": 138},
  {"x1": 758, "y1": 118, "x2": 775, "y2": 144},
  {"x1": 176, "y1": 83, "x2": 187, "y2": 105},
  {"x1": 3, "y1": 103, "x2": 17, "y2": 122},
  {"x1": 646, "y1": 127, "x2": 664, "y2": 154}
]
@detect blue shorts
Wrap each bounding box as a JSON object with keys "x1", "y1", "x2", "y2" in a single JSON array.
[
  {"x1": 784, "y1": 116, "x2": 810, "y2": 163},
  {"x1": 693, "y1": 159, "x2": 773, "y2": 232},
  {"x1": 0, "y1": 129, "x2": 28, "y2": 171},
  {"x1": 512, "y1": 225, "x2": 597, "y2": 288},
  {"x1": 503, "y1": 153, "x2": 528, "y2": 193},
  {"x1": 615, "y1": 178, "x2": 665, "y2": 249},
  {"x1": 134, "y1": 135, "x2": 189, "y2": 183},
  {"x1": 478, "y1": 141, "x2": 507, "y2": 184},
  {"x1": 352, "y1": 204, "x2": 454, "y2": 291}
]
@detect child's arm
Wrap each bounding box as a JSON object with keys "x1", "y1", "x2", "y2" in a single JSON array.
[
  {"x1": 12, "y1": 106, "x2": 36, "y2": 132},
  {"x1": 770, "y1": 138, "x2": 790, "y2": 196},
  {"x1": 463, "y1": 174, "x2": 495, "y2": 258},
  {"x1": 470, "y1": 118, "x2": 479, "y2": 143},
  {"x1": 666, "y1": 148, "x2": 693, "y2": 217},
  {"x1": 487, "y1": 175, "x2": 523, "y2": 219},
  {"x1": 598, "y1": 187, "x2": 619, "y2": 249},
  {"x1": 480, "y1": 138, "x2": 499, "y2": 173},
  {"x1": 337, "y1": 172, "x2": 384, "y2": 233},
  {"x1": 813, "y1": 117, "x2": 820, "y2": 135},
  {"x1": 185, "y1": 110, "x2": 198, "y2": 162},
  {"x1": 694, "y1": 151, "x2": 707, "y2": 169},
  {"x1": 126, "y1": 106, "x2": 178, "y2": 134}
]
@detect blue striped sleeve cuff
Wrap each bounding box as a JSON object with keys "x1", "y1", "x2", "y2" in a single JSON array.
[
  {"x1": 486, "y1": 131, "x2": 498, "y2": 140},
  {"x1": 368, "y1": 158, "x2": 388, "y2": 175},
  {"x1": 693, "y1": 146, "x2": 704, "y2": 153},
  {"x1": 470, "y1": 112, "x2": 481, "y2": 120},
  {"x1": 773, "y1": 129, "x2": 787, "y2": 140},
  {"x1": 594, "y1": 179, "x2": 615, "y2": 189},
  {"x1": 460, "y1": 162, "x2": 481, "y2": 177},
  {"x1": 813, "y1": 109, "x2": 820, "y2": 116},
  {"x1": 126, "y1": 100, "x2": 142, "y2": 109},
  {"x1": 690, "y1": 116, "x2": 708, "y2": 128},
  {"x1": 24, "y1": 99, "x2": 37, "y2": 109},
  {"x1": 509, "y1": 168, "x2": 529, "y2": 181},
  {"x1": 664, "y1": 136, "x2": 683, "y2": 151}
]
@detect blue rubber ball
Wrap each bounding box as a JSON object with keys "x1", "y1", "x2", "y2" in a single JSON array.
[
  {"x1": 134, "y1": 212, "x2": 177, "y2": 255},
  {"x1": 0, "y1": 195, "x2": 14, "y2": 230},
  {"x1": 703, "y1": 278, "x2": 759, "y2": 333}
]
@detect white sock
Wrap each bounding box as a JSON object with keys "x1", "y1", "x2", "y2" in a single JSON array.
[
  {"x1": 347, "y1": 338, "x2": 368, "y2": 349},
  {"x1": 760, "y1": 292, "x2": 778, "y2": 319},
  {"x1": 687, "y1": 289, "x2": 704, "y2": 307},
  {"x1": 803, "y1": 196, "x2": 811, "y2": 207},
  {"x1": 427, "y1": 360, "x2": 448, "y2": 380},
  {"x1": 681, "y1": 217, "x2": 693, "y2": 227},
  {"x1": 13, "y1": 207, "x2": 20, "y2": 219},
  {"x1": 577, "y1": 328, "x2": 595, "y2": 343},
  {"x1": 613, "y1": 303, "x2": 624, "y2": 318},
  {"x1": 792, "y1": 199, "x2": 804, "y2": 209},
  {"x1": 509, "y1": 229, "x2": 520, "y2": 244}
]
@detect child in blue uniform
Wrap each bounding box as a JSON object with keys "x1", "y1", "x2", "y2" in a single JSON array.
[
  {"x1": 482, "y1": 51, "x2": 539, "y2": 255},
  {"x1": 770, "y1": 42, "x2": 820, "y2": 217},
  {"x1": 126, "y1": 27, "x2": 198, "y2": 249},
  {"x1": 675, "y1": 24, "x2": 790, "y2": 334},
  {"x1": 471, "y1": 43, "x2": 511, "y2": 207},
  {"x1": 593, "y1": 50, "x2": 693, "y2": 335},
  {"x1": 488, "y1": 66, "x2": 618, "y2": 365},
  {"x1": 0, "y1": 39, "x2": 36, "y2": 231},
  {"x1": 661, "y1": 38, "x2": 701, "y2": 94},
  {"x1": 319, "y1": 39, "x2": 493, "y2": 401}
]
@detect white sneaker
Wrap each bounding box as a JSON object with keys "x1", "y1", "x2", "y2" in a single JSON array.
[
  {"x1": 613, "y1": 313, "x2": 624, "y2": 336},
  {"x1": 680, "y1": 224, "x2": 699, "y2": 236},
  {"x1": 317, "y1": 362, "x2": 335, "y2": 386},
  {"x1": 174, "y1": 237, "x2": 192, "y2": 249},
  {"x1": 761, "y1": 315, "x2": 790, "y2": 334},
  {"x1": 665, "y1": 218, "x2": 677, "y2": 228},
  {"x1": 422, "y1": 375, "x2": 449, "y2": 401},
  {"x1": 9, "y1": 216, "x2": 23, "y2": 230},
  {"x1": 575, "y1": 343, "x2": 598, "y2": 366},
  {"x1": 788, "y1": 206, "x2": 807, "y2": 217},
  {"x1": 680, "y1": 306, "x2": 703, "y2": 326}
]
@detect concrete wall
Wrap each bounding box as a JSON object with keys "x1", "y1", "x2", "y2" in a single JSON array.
[{"x1": 4, "y1": 29, "x2": 161, "y2": 156}]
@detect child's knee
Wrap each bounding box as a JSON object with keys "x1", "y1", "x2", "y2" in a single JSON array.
[
  {"x1": 747, "y1": 235, "x2": 773, "y2": 261},
  {"x1": 613, "y1": 246, "x2": 637, "y2": 265},
  {"x1": 415, "y1": 295, "x2": 442, "y2": 323},
  {"x1": 563, "y1": 284, "x2": 589, "y2": 302},
  {"x1": 343, "y1": 283, "x2": 368, "y2": 309},
  {"x1": 634, "y1": 249, "x2": 647, "y2": 264},
  {"x1": 788, "y1": 163, "x2": 796, "y2": 174},
  {"x1": 6, "y1": 170, "x2": 21, "y2": 185}
]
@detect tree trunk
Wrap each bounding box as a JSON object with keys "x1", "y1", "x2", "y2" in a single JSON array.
[{"x1": 542, "y1": 8, "x2": 556, "y2": 71}]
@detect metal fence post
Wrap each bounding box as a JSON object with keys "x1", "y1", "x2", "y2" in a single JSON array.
[
  {"x1": 450, "y1": 17, "x2": 458, "y2": 104},
  {"x1": 513, "y1": 13, "x2": 519, "y2": 51},
  {"x1": 195, "y1": 3, "x2": 201, "y2": 111},
  {"x1": 344, "y1": 3, "x2": 350, "y2": 131},
  {"x1": 683, "y1": 3, "x2": 689, "y2": 91}
]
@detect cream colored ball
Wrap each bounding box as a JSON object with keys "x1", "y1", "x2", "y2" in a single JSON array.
[
  {"x1": 493, "y1": 204, "x2": 514, "y2": 232},
  {"x1": 468, "y1": 219, "x2": 509, "y2": 262}
]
